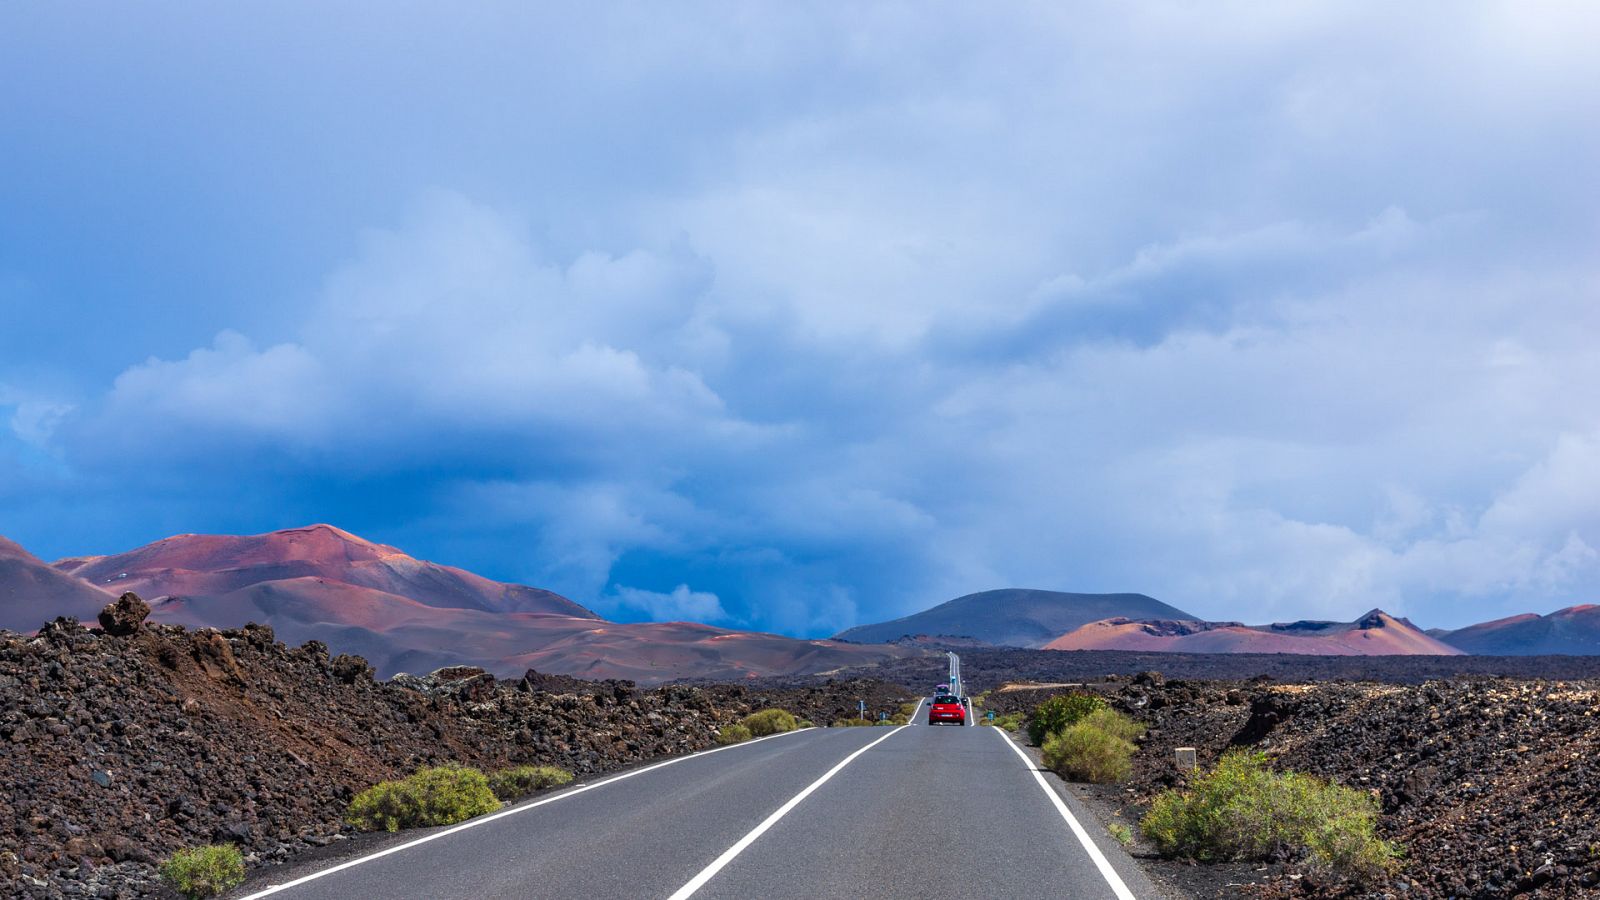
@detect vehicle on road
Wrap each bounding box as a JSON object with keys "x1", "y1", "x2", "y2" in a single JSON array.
[{"x1": 927, "y1": 694, "x2": 966, "y2": 726}]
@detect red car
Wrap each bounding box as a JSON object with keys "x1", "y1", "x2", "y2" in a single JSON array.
[{"x1": 927, "y1": 694, "x2": 966, "y2": 726}]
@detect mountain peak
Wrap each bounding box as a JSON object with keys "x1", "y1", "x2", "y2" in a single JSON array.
[{"x1": 835, "y1": 588, "x2": 1197, "y2": 648}]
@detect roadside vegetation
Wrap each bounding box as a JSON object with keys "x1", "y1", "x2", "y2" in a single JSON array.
[
  {"x1": 346, "y1": 765, "x2": 501, "y2": 832},
  {"x1": 1040, "y1": 707, "x2": 1144, "y2": 783},
  {"x1": 159, "y1": 844, "x2": 246, "y2": 899},
  {"x1": 716, "y1": 722, "x2": 753, "y2": 744},
  {"x1": 1141, "y1": 750, "x2": 1398, "y2": 884},
  {"x1": 488, "y1": 765, "x2": 574, "y2": 801},
  {"x1": 718, "y1": 708, "x2": 801, "y2": 744},
  {"x1": 830, "y1": 714, "x2": 906, "y2": 726},
  {"x1": 742, "y1": 708, "x2": 799, "y2": 736},
  {"x1": 1026, "y1": 693, "x2": 1107, "y2": 745},
  {"x1": 980, "y1": 712, "x2": 1022, "y2": 731}
]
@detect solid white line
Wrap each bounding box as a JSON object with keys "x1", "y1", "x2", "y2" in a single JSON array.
[
  {"x1": 667, "y1": 724, "x2": 908, "y2": 899},
  {"x1": 990, "y1": 727, "x2": 1138, "y2": 900},
  {"x1": 908, "y1": 697, "x2": 923, "y2": 724},
  {"x1": 236, "y1": 727, "x2": 817, "y2": 900}
]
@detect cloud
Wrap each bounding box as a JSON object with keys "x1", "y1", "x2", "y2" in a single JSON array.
[
  {"x1": 6, "y1": 4, "x2": 1600, "y2": 634},
  {"x1": 605, "y1": 584, "x2": 731, "y2": 625}
]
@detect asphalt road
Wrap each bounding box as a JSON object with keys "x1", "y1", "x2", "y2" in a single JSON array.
[{"x1": 238, "y1": 711, "x2": 1159, "y2": 900}]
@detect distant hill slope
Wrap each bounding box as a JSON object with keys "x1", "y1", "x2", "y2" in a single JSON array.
[
  {"x1": 834, "y1": 588, "x2": 1198, "y2": 648},
  {"x1": 144, "y1": 580, "x2": 919, "y2": 681},
  {"x1": 1044, "y1": 609, "x2": 1463, "y2": 656},
  {"x1": 1436, "y1": 605, "x2": 1600, "y2": 655},
  {"x1": 53, "y1": 524, "x2": 598, "y2": 619},
  {"x1": 4, "y1": 525, "x2": 921, "y2": 682},
  {"x1": 0, "y1": 536, "x2": 114, "y2": 632}
]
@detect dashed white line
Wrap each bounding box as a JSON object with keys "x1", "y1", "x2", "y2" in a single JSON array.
[
  {"x1": 990, "y1": 726, "x2": 1138, "y2": 900},
  {"x1": 236, "y1": 726, "x2": 817, "y2": 900},
  {"x1": 667, "y1": 724, "x2": 909, "y2": 899}
]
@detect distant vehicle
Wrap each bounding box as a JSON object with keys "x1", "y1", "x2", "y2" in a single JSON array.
[{"x1": 928, "y1": 694, "x2": 966, "y2": 726}]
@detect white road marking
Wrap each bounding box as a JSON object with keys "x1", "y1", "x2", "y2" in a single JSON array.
[
  {"x1": 667, "y1": 723, "x2": 909, "y2": 899},
  {"x1": 990, "y1": 726, "x2": 1138, "y2": 900},
  {"x1": 236, "y1": 726, "x2": 817, "y2": 899},
  {"x1": 907, "y1": 697, "x2": 923, "y2": 724}
]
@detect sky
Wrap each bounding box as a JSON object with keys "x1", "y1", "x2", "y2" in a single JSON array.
[{"x1": 3, "y1": 3, "x2": 1599, "y2": 637}]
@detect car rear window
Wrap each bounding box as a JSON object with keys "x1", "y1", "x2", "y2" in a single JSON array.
[{"x1": 934, "y1": 696, "x2": 960, "y2": 705}]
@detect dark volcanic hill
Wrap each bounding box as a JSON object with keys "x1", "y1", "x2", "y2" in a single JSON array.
[
  {"x1": 1435, "y1": 604, "x2": 1600, "y2": 655},
  {"x1": 834, "y1": 588, "x2": 1197, "y2": 648},
  {"x1": 0, "y1": 535, "x2": 114, "y2": 631}
]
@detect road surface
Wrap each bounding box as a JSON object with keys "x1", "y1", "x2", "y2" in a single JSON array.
[{"x1": 237, "y1": 709, "x2": 1158, "y2": 900}]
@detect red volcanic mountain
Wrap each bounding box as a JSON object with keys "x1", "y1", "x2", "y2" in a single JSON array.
[
  {"x1": 1044, "y1": 609, "x2": 1462, "y2": 656},
  {"x1": 4, "y1": 525, "x2": 918, "y2": 683},
  {"x1": 0, "y1": 536, "x2": 117, "y2": 632},
  {"x1": 1435, "y1": 605, "x2": 1600, "y2": 655},
  {"x1": 54, "y1": 524, "x2": 594, "y2": 618}
]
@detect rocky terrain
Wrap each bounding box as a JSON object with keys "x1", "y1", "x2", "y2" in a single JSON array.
[
  {"x1": 863, "y1": 645, "x2": 1600, "y2": 692},
  {"x1": 997, "y1": 673, "x2": 1600, "y2": 898},
  {"x1": 0, "y1": 595, "x2": 911, "y2": 898}
]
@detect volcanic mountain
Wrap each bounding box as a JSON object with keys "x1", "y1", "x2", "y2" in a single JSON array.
[
  {"x1": 834, "y1": 588, "x2": 1198, "y2": 648},
  {"x1": 53, "y1": 524, "x2": 595, "y2": 618},
  {"x1": 1044, "y1": 609, "x2": 1463, "y2": 655},
  {"x1": 1433, "y1": 605, "x2": 1600, "y2": 655},
  {"x1": 0, "y1": 536, "x2": 116, "y2": 632},
  {"x1": 4, "y1": 525, "x2": 919, "y2": 682}
]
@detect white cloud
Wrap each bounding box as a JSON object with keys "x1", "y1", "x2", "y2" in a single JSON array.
[
  {"x1": 606, "y1": 584, "x2": 730, "y2": 625},
  {"x1": 21, "y1": 4, "x2": 1600, "y2": 634}
]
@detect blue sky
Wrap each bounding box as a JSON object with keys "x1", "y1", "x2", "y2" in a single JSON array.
[{"x1": 3, "y1": 3, "x2": 1598, "y2": 636}]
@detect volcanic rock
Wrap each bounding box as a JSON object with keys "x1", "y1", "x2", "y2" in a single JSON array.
[{"x1": 95, "y1": 592, "x2": 150, "y2": 636}]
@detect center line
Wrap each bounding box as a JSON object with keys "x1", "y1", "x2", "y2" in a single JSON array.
[{"x1": 666, "y1": 724, "x2": 908, "y2": 899}]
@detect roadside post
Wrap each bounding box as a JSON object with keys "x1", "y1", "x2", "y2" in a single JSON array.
[{"x1": 1175, "y1": 747, "x2": 1198, "y2": 772}]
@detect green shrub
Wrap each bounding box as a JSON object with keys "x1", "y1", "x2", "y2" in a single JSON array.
[
  {"x1": 831, "y1": 717, "x2": 875, "y2": 727},
  {"x1": 346, "y1": 765, "x2": 501, "y2": 832},
  {"x1": 877, "y1": 713, "x2": 908, "y2": 726},
  {"x1": 982, "y1": 712, "x2": 1023, "y2": 731},
  {"x1": 740, "y1": 708, "x2": 798, "y2": 737},
  {"x1": 716, "y1": 723, "x2": 753, "y2": 744},
  {"x1": 1041, "y1": 714, "x2": 1139, "y2": 783},
  {"x1": 488, "y1": 765, "x2": 574, "y2": 801},
  {"x1": 159, "y1": 844, "x2": 245, "y2": 899},
  {"x1": 899, "y1": 702, "x2": 919, "y2": 717},
  {"x1": 796, "y1": 718, "x2": 815, "y2": 729},
  {"x1": 1027, "y1": 693, "x2": 1107, "y2": 745},
  {"x1": 1082, "y1": 707, "x2": 1145, "y2": 743},
  {"x1": 1141, "y1": 750, "x2": 1397, "y2": 884},
  {"x1": 1108, "y1": 822, "x2": 1134, "y2": 846}
]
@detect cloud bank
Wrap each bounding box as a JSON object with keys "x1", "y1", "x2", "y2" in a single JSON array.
[{"x1": 2, "y1": 3, "x2": 1598, "y2": 634}]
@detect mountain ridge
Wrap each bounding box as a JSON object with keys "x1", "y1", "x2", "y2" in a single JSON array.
[
  {"x1": 5, "y1": 526, "x2": 919, "y2": 682},
  {"x1": 1434, "y1": 604, "x2": 1600, "y2": 655},
  {"x1": 834, "y1": 588, "x2": 1198, "y2": 648},
  {"x1": 1043, "y1": 609, "x2": 1463, "y2": 656}
]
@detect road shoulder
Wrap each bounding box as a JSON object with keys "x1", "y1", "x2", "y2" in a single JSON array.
[{"x1": 990, "y1": 727, "x2": 1185, "y2": 900}]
